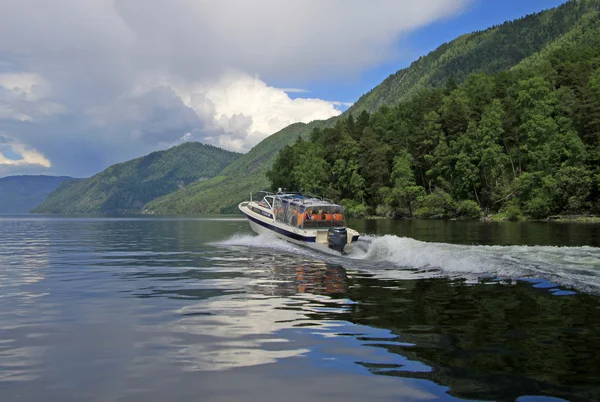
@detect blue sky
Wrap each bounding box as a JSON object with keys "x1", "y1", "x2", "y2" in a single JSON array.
[
  {"x1": 0, "y1": 0, "x2": 572, "y2": 177},
  {"x1": 292, "y1": 0, "x2": 567, "y2": 107}
]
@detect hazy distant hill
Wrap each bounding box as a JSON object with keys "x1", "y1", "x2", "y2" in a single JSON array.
[
  {"x1": 0, "y1": 175, "x2": 73, "y2": 213},
  {"x1": 33, "y1": 142, "x2": 240, "y2": 214},
  {"x1": 144, "y1": 0, "x2": 595, "y2": 215}
]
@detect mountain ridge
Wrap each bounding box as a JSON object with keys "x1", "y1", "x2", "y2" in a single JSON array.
[{"x1": 33, "y1": 142, "x2": 240, "y2": 214}]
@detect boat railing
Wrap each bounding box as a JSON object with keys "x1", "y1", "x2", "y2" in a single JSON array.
[
  {"x1": 250, "y1": 190, "x2": 275, "y2": 203},
  {"x1": 253, "y1": 190, "x2": 274, "y2": 197},
  {"x1": 274, "y1": 195, "x2": 337, "y2": 207},
  {"x1": 302, "y1": 193, "x2": 335, "y2": 204}
]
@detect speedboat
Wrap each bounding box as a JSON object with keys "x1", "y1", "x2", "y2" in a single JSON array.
[{"x1": 238, "y1": 190, "x2": 360, "y2": 254}]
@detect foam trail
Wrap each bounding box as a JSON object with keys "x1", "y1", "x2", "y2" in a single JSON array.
[
  {"x1": 214, "y1": 233, "x2": 600, "y2": 294},
  {"x1": 347, "y1": 235, "x2": 600, "y2": 294}
]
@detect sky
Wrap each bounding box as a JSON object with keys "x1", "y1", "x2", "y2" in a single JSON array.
[{"x1": 0, "y1": 0, "x2": 567, "y2": 178}]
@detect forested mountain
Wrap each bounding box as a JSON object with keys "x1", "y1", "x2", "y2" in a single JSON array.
[
  {"x1": 268, "y1": 2, "x2": 600, "y2": 219},
  {"x1": 0, "y1": 175, "x2": 73, "y2": 213},
  {"x1": 146, "y1": 0, "x2": 597, "y2": 215},
  {"x1": 33, "y1": 142, "x2": 240, "y2": 214}
]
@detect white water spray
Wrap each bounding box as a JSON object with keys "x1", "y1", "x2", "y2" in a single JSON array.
[{"x1": 214, "y1": 233, "x2": 600, "y2": 294}]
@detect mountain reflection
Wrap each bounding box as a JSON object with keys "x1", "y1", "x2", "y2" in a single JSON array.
[{"x1": 333, "y1": 275, "x2": 600, "y2": 402}]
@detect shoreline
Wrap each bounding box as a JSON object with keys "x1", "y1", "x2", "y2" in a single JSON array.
[
  {"x1": 358, "y1": 214, "x2": 600, "y2": 223},
  {"x1": 21, "y1": 211, "x2": 600, "y2": 223}
]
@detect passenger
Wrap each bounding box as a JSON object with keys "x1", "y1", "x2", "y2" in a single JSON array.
[
  {"x1": 333, "y1": 208, "x2": 344, "y2": 222},
  {"x1": 297, "y1": 209, "x2": 305, "y2": 226}
]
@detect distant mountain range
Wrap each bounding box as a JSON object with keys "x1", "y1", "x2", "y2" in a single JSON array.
[
  {"x1": 31, "y1": 0, "x2": 600, "y2": 215},
  {"x1": 33, "y1": 142, "x2": 240, "y2": 214},
  {"x1": 0, "y1": 175, "x2": 73, "y2": 213}
]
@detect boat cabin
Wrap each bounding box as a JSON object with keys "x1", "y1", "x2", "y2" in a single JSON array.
[{"x1": 270, "y1": 193, "x2": 346, "y2": 229}]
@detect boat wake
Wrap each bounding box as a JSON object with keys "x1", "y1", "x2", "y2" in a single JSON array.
[{"x1": 214, "y1": 233, "x2": 600, "y2": 295}]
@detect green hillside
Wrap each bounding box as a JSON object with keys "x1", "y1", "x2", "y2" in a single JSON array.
[
  {"x1": 144, "y1": 120, "x2": 332, "y2": 214},
  {"x1": 0, "y1": 175, "x2": 73, "y2": 213},
  {"x1": 144, "y1": 0, "x2": 595, "y2": 215},
  {"x1": 33, "y1": 142, "x2": 240, "y2": 214},
  {"x1": 347, "y1": 0, "x2": 598, "y2": 115},
  {"x1": 268, "y1": 3, "x2": 600, "y2": 220}
]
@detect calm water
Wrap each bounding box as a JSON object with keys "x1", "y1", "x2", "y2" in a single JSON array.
[{"x1": 1, "y1": 215, "x2": 600, "y2": 402}]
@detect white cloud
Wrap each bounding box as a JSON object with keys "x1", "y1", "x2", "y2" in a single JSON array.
[
  {"x1": 185, "y1": 72, "x2": 341, "y2": 151},
  {"x1": 0, "y1": 73, "x2": 48, "y2": 101},
  {"x1": 0, "y1": 136, "x2": 51, "y2": 168},
  {"x1": 0, "y1": 0, "x2": 471, "y2": 176}
]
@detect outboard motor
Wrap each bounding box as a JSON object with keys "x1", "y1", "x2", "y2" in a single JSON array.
[{"x1": 327, "y1": 227, "x2": 348, "y2": 253}]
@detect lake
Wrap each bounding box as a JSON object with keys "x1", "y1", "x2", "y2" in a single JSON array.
[{"x1": 1, "y1": 214, "x2": 599, "y2": 401}]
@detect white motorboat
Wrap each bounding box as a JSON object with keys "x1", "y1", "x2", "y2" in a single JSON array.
[{"x1": 238, "y1": 190, "x2": 360, "y2": 253}]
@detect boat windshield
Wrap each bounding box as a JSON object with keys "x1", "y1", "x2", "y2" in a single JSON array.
[
  {"x1": 273, "y1": 197, "x2": 345, "y2": 228},
  {"x1": 257, "y1": 196, "x2": 274, "y2": 209}
]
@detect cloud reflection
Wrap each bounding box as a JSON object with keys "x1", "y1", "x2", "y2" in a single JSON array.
[{"x1": 148, "y1": 259, "x2": 354, "y2": 372}]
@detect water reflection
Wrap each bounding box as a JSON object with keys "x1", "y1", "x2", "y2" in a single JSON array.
[
  {"x1": 248, "y1": 259, "x2": 348, "y2": 296},
  {"x1": 0, "y1": 218, "x2": 55, "y2": 383},
  {"x1": 168, "y1": 296, "x2": 313, "y2": 371},
  {"x1": 123, "y1": 255, "x2": 355, "y2": 372}
]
